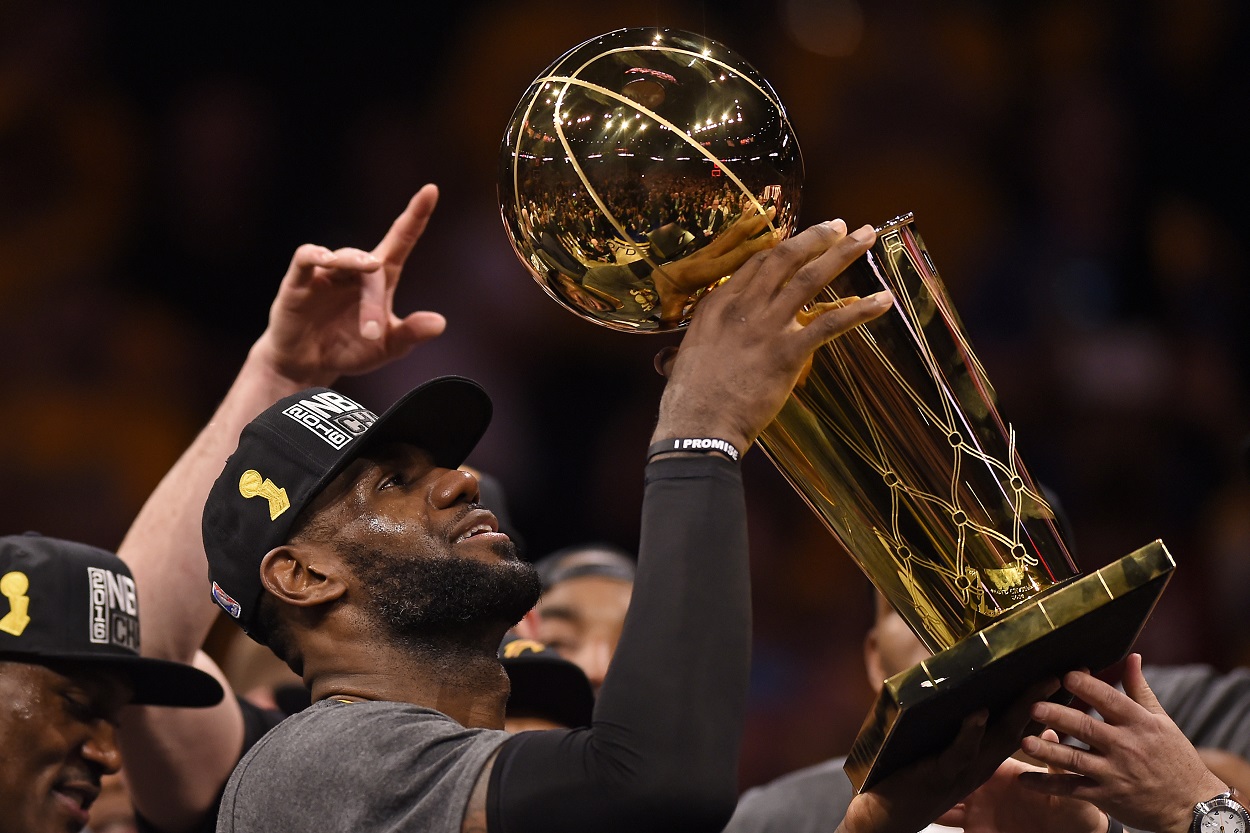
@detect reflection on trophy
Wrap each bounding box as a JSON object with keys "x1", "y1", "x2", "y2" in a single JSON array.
[
  {"x1": 500, "y1": 28, "x2": 1175, "y2": 791},
  {"x1": 498, "y1": 28, "x2": 799, "y2": 331}
]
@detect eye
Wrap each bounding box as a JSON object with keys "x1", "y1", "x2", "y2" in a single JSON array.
[
  {"x1": 379, "y1": 471, "x2": 407, "y2": 490},
  {"x1": 61, "y1": 691, "x2": 95, "y2": 722}
]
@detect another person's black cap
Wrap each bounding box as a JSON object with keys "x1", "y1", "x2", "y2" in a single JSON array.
[
  {"x1": 0, "y1": 533, "x2": 223, "y2": 707},
  {"x1": 202, "y1": 377, "x2": 492, "y2": 641},
  {"x1": 499, "y1": 634, "x2": 594, "y2": 728}
]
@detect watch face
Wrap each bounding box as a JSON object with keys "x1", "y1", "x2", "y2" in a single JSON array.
[{"x1": 1200, "y1": 803, "x2": 1249, "y2": 833}]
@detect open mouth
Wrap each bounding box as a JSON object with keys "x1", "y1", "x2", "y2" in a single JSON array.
[
  {"x1": 52, "y1": 783, "x2": 97, "y2": 825},
  {"x1": 453, "y1": 523, "x2": 498, "y2": 545}
]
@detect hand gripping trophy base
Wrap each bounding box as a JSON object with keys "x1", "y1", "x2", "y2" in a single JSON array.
[{"x1": 845, "y1": 539, "x2": 1175, "y2": 792}]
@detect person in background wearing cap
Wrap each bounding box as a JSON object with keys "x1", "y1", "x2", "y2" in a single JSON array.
[
  {"x1": 0, "y1": 534, "x2": 222, "y2": 833},
  {"x1": 513, "y1": 543, "x2": 635, "y2": 692},
  {"x1": 497, "y1": 634, "x2": 594, "y2": 733},
  {"x1": 199, "y1": 215, "x2": 1068, "y2": 833}
]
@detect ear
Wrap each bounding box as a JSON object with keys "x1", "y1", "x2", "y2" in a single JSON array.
[
  {"x1": 512, "y1": 607, "x2": 542, "y2": 640},
  {"x1": 863, "y1": 626, "x2": 885, "y2": 693},
  {"x1": 259, "y1": 544, "x2": 348, "y2": 609}
]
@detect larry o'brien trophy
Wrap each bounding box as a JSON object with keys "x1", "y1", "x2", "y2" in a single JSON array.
[{"x1": 499, "y1": 28, "x2": 1175, "y2": 791}]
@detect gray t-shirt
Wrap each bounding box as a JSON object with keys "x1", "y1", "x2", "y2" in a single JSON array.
[
  {"x1": 722, "y1": 756, "x2": 854, "y2": 833},
  {"x1": 216, "y1": 698, "x2": 509, "y2": 833},
  {"x1": 722, "y1": 663, "x2": 1250, "y2": 833}
]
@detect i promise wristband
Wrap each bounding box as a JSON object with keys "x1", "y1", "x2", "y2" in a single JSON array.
[{"x1": 647, "y1": 437, "x2": 741, "y2": 463}]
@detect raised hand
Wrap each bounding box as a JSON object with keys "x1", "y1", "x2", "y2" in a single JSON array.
[
  {"x1": 652, "y1": 219, "x2": 891, "y2": 455},
  {"x1": 1018, "y1": 653, "x2": 1228, "y2": 833},
  {"x1": 252, "y1": 184, "x2": 448, "y2": 388}
]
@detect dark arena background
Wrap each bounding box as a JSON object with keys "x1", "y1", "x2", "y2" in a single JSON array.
[{"x1": 2, "y1": 0, "x2": 1248, "y2": 790}]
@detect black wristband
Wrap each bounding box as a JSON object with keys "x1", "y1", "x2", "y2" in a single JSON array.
[
  {"x1": 1106, "y1": 816, "x2": 1124, "y2": 833},
  {"x1": 647, "y1": 437, "x2": 740, "y2": 463}
]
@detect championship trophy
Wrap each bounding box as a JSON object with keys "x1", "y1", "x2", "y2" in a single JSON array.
[{"x1": 499, "y1": 28, "x2": 1175, "y2": 790}]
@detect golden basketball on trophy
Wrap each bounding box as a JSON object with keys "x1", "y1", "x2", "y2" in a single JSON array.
[
  {"x1": 499, "y1": 28, "x2": 800, "y2": 331},
  {"x1": 500, "y1": 27, "x2": 1175, "y2": 791}
]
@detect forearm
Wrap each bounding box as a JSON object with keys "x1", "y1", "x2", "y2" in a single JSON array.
[
  {"x1": 118, "y1": 345, "x2": 307, "y2": 662},
  {"x1": 116, "y1": 347, "x2": 299, "y2": 830},
  {"x1": 597, "y1": 454, "x2": 750, "y2": 796},
  {"x1": 491, "y1": 455, "x2": 750, "y2": 832},
  {"x1": 118, "y1": 653, "x2": 244, "y2": 833}
]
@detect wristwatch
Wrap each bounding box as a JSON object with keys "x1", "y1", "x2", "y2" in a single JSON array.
[{"x1": 1192, "y1": 789, "x2": 1250, "y2": 833}]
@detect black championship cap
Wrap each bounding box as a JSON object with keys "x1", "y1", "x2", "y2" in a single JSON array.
[
  {"x1": 499, "y1": 634, "x2": 594, "y2": 729},
  {"x1": 0, "y1": 534, "x2": 224, "y2": 707},
  {"x1": 202, "y1": 377, "x2": 492, "y2": 639}
]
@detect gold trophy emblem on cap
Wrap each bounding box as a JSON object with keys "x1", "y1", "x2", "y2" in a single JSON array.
[
  {"x1": 0, "y1": 571, "x2": 31, "y2": 637},
  {"x1": 239, "y1": 470, "x2": 290, "y2": 521}
]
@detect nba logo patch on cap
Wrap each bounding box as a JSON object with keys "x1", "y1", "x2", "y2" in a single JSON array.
[{"x1": 212, "y1": 582, "x2": 242, "y2": 618}]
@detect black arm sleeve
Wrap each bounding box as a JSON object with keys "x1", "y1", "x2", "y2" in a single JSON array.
[{"x1": 487, "y1": 455, "x2": 750, "y2": 833}]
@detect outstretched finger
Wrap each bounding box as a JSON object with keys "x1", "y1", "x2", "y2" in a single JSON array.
[
  {"x1": 286, "y1": 244, "x2": 337, "y2": 288},
  {"x1": 800, "y1": 290, "x2": 893, "y2": 351},
  {"x1": 1020, "y1": 729, "x2": 1107, "y2": 781},
  {"x1": 375, "y1": 184, "x2": 439, "y2": 268},
  {"x1": 735, "y1": 219, "x2": 848, "y2": 297},
  {"x1": 1121, "y1": 653, "x2": 1166, "y2": 716},
  {"x1": 776, "y1": 223, "x2": 875, "y2": 311},
  {"x1": 1028, "y1": 695, "x2": 1119, "y2": 752},
  {"x1": 327, "y1": 247, "x2": 382, "y2": 274},
  {"x1": 1054, "y1": 669, "x2": 1146, "y2": 729},
  {"x1": 357, "y1": 267, "x2": 388, "y2": 341},
  {"x1": 387, "y1": 310, "x2": 447, "y2": 352}
]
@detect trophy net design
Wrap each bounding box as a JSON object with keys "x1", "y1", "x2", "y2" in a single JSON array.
[
  {"x1": 500, "y1": 27, "x2": 1175, "y2": 793},
  {"x1": 759, "y1": 216, "x2": 1079, "y2": 654}
]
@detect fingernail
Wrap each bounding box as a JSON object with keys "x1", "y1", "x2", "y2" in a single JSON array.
[
  {"x1": 850, "y1": 225, "x2": 874, "y2": 243},
  {"x1": 1030, "y1": 702, "x2": 1048, "y2": 720},
  {"x1": 318, "y1": 249, "x2": 337, "y2": 264},
  {"x1": 361, "y1": 320, "x2": 381, "y2": 340},
  {"x1": 363, "y1": 254, "x2": 381, "y2": 267},
  {"x1": 825, "y1": 218, "x2": 847, "y2": 233},
  {"x1": 869, "y1": 290, "x2": 893, "y2": 306}
]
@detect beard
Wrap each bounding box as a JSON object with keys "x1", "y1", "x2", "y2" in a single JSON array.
[{"x1": 339, "y1": 537, "x2": 542, "y2": 652}]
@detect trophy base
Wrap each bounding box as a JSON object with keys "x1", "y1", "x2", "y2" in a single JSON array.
[{"x1": 845, "y1": 539, "x2": 1176, "y2": 792}]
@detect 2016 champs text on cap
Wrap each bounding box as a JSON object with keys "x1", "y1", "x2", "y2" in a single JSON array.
[
  {"x1": 202, "y1": 377, "x2": 493, "y2": 641},
  {"x1": 0, "y1": 533, "x2": 223, "y2": 707}
]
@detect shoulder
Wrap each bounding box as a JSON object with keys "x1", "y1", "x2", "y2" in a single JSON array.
[
  {"x1": 1145, "y1": 663, "x2": 1250, "y2": 755},
  {"x1": 723, "y1": 757, "x2": 854, "y2": 833},
  {"x1": 245, "y1": 699, "x2": 506, "y2": 763},
  {"x1": 217, "y1": 700, "x2": 509, "y2": 833}
]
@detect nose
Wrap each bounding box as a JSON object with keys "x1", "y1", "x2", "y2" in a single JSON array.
[
  {"x1": 82, "y1": 719, "x2": 123, "y2": 775},
  {"x1": 430, "y1": 467, "x2": 480, "y2": 509},
  {"x1": 571, "y1": 639, "x2": 613, "y2": 693}
]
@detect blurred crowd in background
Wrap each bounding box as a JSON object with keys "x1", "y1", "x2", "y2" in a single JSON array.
[{"x1": 2, "y1": 0, "x2": 1248, "y2": 791}]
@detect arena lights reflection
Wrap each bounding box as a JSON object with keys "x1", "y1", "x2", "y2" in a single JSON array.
[{"x1": 500, "y1": 27, "x2": 801, "y2": 332}]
